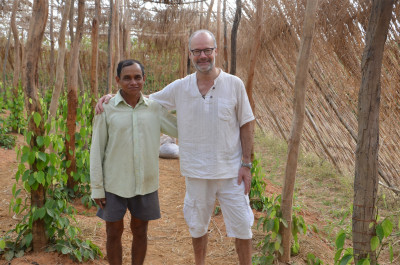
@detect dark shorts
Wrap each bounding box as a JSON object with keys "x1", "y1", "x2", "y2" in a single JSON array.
[{"x1": 96, "y1": 191, "x2": 161, "y2": 222}]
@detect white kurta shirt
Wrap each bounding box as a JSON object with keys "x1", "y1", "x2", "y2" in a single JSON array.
[{"x1": 150, "y1": 70, "x2": 254, "y2": 179}]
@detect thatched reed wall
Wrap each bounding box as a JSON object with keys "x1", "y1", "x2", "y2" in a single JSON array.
[{"x1": 236, "y1": 0, "x2": 400, "y2": 191}]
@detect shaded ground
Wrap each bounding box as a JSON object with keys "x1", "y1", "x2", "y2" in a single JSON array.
[{"x1": 0, "y1": 133, "x2": 336, "y2": 265}]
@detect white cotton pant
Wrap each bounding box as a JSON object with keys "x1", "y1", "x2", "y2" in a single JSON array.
[{"x1": 183, "y1": 177, "x2": 254, "y2": 239}]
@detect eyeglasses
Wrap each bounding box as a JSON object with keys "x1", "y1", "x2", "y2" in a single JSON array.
[{"x1": 190, "y1": 48, "x2": 215, "y2": 56}]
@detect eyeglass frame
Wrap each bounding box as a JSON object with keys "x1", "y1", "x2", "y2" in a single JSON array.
[{"x1": 190, "y1": 48, "x2": 216, "y2": 56}]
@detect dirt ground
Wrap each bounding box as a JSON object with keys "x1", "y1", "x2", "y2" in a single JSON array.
[{"x1": 0, "y1": 133, "x2": 336, "y2": 265}]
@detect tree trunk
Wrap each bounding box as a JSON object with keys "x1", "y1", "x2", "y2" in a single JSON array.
[
  {"x1": 22, "y1": 0, "x2": 48, "y2": 252},
  {"x1": 216, "y1": 0, "x2": 221, "y2": 67},
  {"x1": 222, "y1": 0, "x2": 228, "y2": 73},
  {"x1": 69, "y1": 0, "x2": 74, "y2": 42},
  {"x1": 90, "y1": 0, "x2": 100, "y2": 108},
  {"x1": 49, "y1": 0, "x2": 55, "y2": 88},
  {"x1": 279, "y1": 0, "x2": 318, "y2": 262},
  {"x1": 47, "y1": 0, "x2": 72, "y2": 123},
  {"x1": 11, "y1": 0, "x2": 21, "y2": 100},
  {"x1": 122, "y1": 0, "x2": 131, "y2": 60},
  {"x1": 230, "y1": 0, "x2": 241, "y2": 75},
  {"x1": 245, "y1": 0, "x2": 263, "y2": 113},
  {"x1": 205, "y1": 0, "x2": 214, "y2": 29},
  {"x1": 245, "y1": 0, "x2": 263, "y2": 160},
  {"x1": 353, "y1": 1, "x2": 394, "y2": 264},
  {"x1": 66, "y1": 0, "x2": 85, "y2": 190},
  {"x1": 199, "y1": 1, "x2": 203, "y2": 28},
  {"x1": 107, "y1": 0, "x2": 114, "y2": 93},
  {"x1": 2, "y1": 27, "x2": 12, "y2": 97},
  {"x1": 113, "y1": 0, "x2": 120, "y2": 93}
]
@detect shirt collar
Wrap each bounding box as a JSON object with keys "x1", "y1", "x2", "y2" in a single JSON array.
[{"x1": 115, "y1": 90, "x2": 149, "y2": 107}]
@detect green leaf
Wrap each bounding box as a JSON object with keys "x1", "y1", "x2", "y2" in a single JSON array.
[
  {"x1": 381, "y1": 219, "x2": 393, "y2": 237},
  {"x1": 336, "y1": 231, "x2": 346, "y2": 249},
  {"x1": 376, "y1": 224, "x2": 384, "y2": 241},
  {"x1": 44, "y1": 136, "x2": 51, "y2": 148},
  {"x1": 28, "y1": 173, "x2": 36, "y2": 186},
  {"x1": 0, "y1": 239, "x2": 5, "y2": 250},
  {"x1": 25, "y1": 233, "x2": 33, "y2": 247},
  {"x1": 28, "y1": 151, "x2": 36, "y2": 165},
  {"x1": 356, "y1": 259, "x2": 370, "y2": 265},
  {"x1": 4, "y1": 250, "x2": 14, "y2": 261},
  {"x1": 339, "y1": 253, "x2": 353, "y2": 265},
  {"x1": 36, "y1": 136, "x2": 44, "y2": 147},
  {"x1": 37, "y1": 207, "x2": 46, "y2": 219},
  {"x1": 37, "y1": 152, "x2": 47, "y2": 162},
  {"x1": 61, "y1": 246, "x2": 71, "y2": 255},
  {"x1": 23, "y1": 181, "x2": 31, "y2": 192},
  {"x1": 36, "y1": 171, "x2": 45, "y2": 185},
  {"x1": 15, "y1": 250, "x2": 24, "y2": 258},
  {"x1": 370, "y1": 236, "x2": 379, "y2": 251},
  {"x1": 21, "y1": 152, "x2": 29, "y2": 163},
  {"x1": 26, "y1": 131, "x2": 32, "y2": 145},
  {"x1": 33, "y1": 112, "x2": 41, "y2": 128}
]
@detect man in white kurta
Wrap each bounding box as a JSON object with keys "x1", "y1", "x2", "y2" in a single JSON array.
[{"x1": 150, "y1": 30, "x2": 255, "y2": 265}]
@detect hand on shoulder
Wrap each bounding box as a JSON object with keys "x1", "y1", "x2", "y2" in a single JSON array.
[{"x1": 95, "y1": 94, "x2": 115, "y2": 114}]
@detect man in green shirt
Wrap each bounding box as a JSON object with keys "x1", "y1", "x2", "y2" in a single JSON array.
[{"x1": 90, "y1": 59, "x2": 177, "y2": 265}]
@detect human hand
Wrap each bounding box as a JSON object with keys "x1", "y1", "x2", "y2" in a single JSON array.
[
  {"x1": 95, "y1": 94, "x2": 114, "y2": 114},
  {"x1": 237, "y1": 167, "x2": 252, "y2": 195},
  {"x1": 94, "y1": 198, "x2": 106, "y2": 209}
]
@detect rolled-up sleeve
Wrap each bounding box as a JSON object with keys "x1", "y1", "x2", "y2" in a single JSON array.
[{"x1": 90, "y1": 112, "x2": 108, "y2": 199}]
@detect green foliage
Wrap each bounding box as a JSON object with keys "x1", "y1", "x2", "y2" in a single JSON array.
[
  {"x1": 1, "y1": 105, "x2": 101, "y2": 261},
  {"x1": 307, "y1": 253, "x2": 324, "y2": 265},
  {"x1": 250, "y1": 159, "x2": 307, "y2": 264},
  {"x1": 334, "y1": 214, "x2": 399, "y2": 265},
  {"x1": 5, "y1": 84, "x2": 26, "y2": 133},
  {"x1": 57, "y1": 92, "x2": 94, "y2": 204},
  {"x1": 250, "y1": 158, "x2": 268, "y2": 211},
  {"x1": 0, "y1": 117, "x2": 16, "y2": 149}
]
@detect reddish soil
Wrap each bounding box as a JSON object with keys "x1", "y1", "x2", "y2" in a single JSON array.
[{"x1": 0, "y1": 133, "x2": 336, "y2": 265}]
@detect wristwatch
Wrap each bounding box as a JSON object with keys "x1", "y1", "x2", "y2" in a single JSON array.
[{"x1": 241, "y1": 161, "x2": 252, "y2": 169}]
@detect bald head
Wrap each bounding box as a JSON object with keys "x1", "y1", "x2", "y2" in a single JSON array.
[{"x1": 188, "y1": 30, "x2": 217, "y2": 50}]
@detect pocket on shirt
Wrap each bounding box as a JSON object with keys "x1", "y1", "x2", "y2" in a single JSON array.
[{"x1": 218, "y1": 99, "x2": 235, "y2": 121}]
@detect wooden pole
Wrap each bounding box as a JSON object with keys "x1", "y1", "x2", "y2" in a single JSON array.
[{"x1": 279, "y1": 0, "x2": 319, "y2": 262}]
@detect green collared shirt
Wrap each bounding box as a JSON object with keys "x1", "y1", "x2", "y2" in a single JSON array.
[{"x1": 90, "y1": 91, "x2": 178, "y2": 199}]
